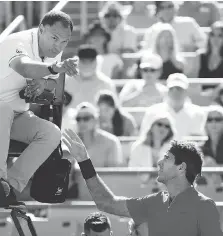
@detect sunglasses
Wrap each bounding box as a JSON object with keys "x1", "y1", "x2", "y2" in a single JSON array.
[
  {"x1": 210, "y1": 32, "x2": 223, "y2": 38},
  {"x1": 141, "y1": 68, "x2": 158, "y2": 73},
  {"x1": 159, "y1": 4, "x2": 174, "y2": 10},
  {"x1": 76, "y1": 116, "x2": 93, "y2": 122},
  {"x1": 156, "y1": 122, "x2": 170, "y2": 129},
  {"x1": 104, "y1": 13, "x2": 120, "y2": 18},
  {"x1": 207, "y1": 117, "x2": 223, "y2": 123}
]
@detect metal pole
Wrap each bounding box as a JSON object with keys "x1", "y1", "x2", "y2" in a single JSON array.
[
  {"x1": 80, "y1": 1, "x2": 87, "y2": 35},
  {"x1": 26, "y1": 1, "x2": 33, "y2": 28}
]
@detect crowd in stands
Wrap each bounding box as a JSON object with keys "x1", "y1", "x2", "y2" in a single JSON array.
[{"x1": 60, "y1": 1, "x2": 223, "y2": 197}]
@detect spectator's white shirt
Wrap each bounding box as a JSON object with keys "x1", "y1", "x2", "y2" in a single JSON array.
[
  {"x1": 64, "y1": 71, "x2": 116, "y2": 109},
  {"x1": 97, "y1": 54, "x2": 123, "y2": 78},
  {"x1": 0, "y1": 28, "x2": 62, "y2": 112},
  {"x1": 143, "y1": 17, "x2": 206, "y2": 52},
  {"x1": 140, "y1": 101, "x2": 206, "y2": 140},
  {"x1": 107, "y1": 22, "x2": 137, "y2": 53},
  {"x1": 119, "y1": 79, "x2": 166, "y2": 107},
  {"x1": 128, "y1": 142, "x2": 170, "y2": 167}
]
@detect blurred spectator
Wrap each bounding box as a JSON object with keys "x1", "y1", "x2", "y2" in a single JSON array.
[
  {"x1": 129, "y1": 113, "x2": 175, "y2": 167},
  {"x1": 128, "y1": 219, "x2": 148, "y2": 236},
  {"x1": 193, "y1": 21, "x2": 223, "y2": 78},
  {"x1": 0, "y1": 2, "x2": 5, "y2": 33},
  {"x1": 145, "y1": 23, "x2": 184, "y2": 81},
  {"x1": 212, "y1": 83, "x2": 223, "y2": 107},
  {"x1": 143, "y1": 1, "x2": 206, "y2": 52},
  {"x1": 125, "y1": 1, "x2": 156, "y2": 28},
  {"x1": 202, "y1": 105, "x2": 223, "y2": 165},
  {"x1": 64, "y1": 45, "x2": 116, "y2": 109},
  {"x1": 83, "y1": 20, "x2": 123, "y2": 79},
  {"x1": 99, "y1": 1, "x2": 137, "y2": 53},
  {"x1": 63, "y1": 102, "x2": 123, "y2": 167},
  {"x1": 119, "y1": 52, "x2": 165, "y2": 107},
  {"x1": 96, "y1": 90, "x2": 137, "y2": 136},
  {"x1": 140, "y1": 73, "x2": 206, "y2": 140},
  {"x1": 82, "y1": 212, "x2": 112, "y2": 236},
  {"x1": 178, "y1": 1, "x2": 220, "y2": 27}
]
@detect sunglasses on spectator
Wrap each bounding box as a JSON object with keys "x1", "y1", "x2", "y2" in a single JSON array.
[
  {"x1": 156, "y1": 122, "x2": 170, "y2": 129},
  {"x1": 207, "y1": 117, "x2": 223, "y2": 122},
  {"x1": 141, "y1": 68, "x2": 159, "y2": 73},
  {"x1": 104, "y1": 13, "x2": 120, "y2": 18},
  {"x1": 210, "y1": 32, "x2": 223, "y2": 37},
  {"x1": 76, "y1": 116, "x2": 93, "y2": 122},
  {"x1": 159, "y1": 4, "x2": 174, "y2": 10}
]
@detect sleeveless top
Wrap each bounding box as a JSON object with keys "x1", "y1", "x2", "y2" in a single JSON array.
[
  {"x1": 160, "y1": 60, "x2": 183, "y2": 81},
  {"x1": 199, "y1": 53, "x2": 223, "y2": 78}
]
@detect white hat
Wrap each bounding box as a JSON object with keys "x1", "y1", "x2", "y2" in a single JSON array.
[
  {"x1": 140, "y1": 52, "x2": 163, "y2": 70},
  {"x1": 166, "y1": 73, "x2": 189, "y2": 90}
]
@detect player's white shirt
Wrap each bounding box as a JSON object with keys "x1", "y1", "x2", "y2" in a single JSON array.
[{"x1": 0, "y1": 28, "x2": 62, "y2": 112}]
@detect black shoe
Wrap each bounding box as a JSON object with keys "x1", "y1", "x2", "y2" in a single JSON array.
[{"x1": 0, "y1": 179, "x2": 26, "y2": 209}]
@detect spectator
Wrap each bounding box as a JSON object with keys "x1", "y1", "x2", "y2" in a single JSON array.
[
  {"x1": 125, "y1": 1, "x2": 156, "y2": 28},
  {"x1": 145, "y1": 23, "x2": 184, "y2": 81},
  {"x1": 0, "y1": 2, "x2": 5, "y2": 33},
  {"x1": 63, "y1": 102, "x2": 123, "y2": 167},
  {"x1": 194, "y1": 21, "x2": 223, "y2": 79},
  {"x1": 99, "y1": 1, "x2": 137, "y2": 54},
  {"x1": 96, "y1": 90, "x2": 137, "y2": 136},
  {"x1": 128, "y1": 219, "x2": 148, "y2": 236},
  {"x1": 140, "y1": 73, "x2": 206, "y2": 140},
  {"x1": 82, "y1": 212, "x2": 112, "y2": 236},
  {"x1": 64, "y1": 45, "x2": 116, "y2": 109},
  {"x1": 129, "y1": 113, "x2": 175, "y2": 168},
  {"x1": 83, "y1": 20, "x2": 123, "y2": 79},
  {"x1": 212, "y1": 83, "x2": 223, "y2": 107},
  {"x1": 119, "y1": 52, "x2": 165, "y2": 107},
  {"x1": 202, "y1": 105, "x2": 223, "y2": 165},
  {"x1": 143, "y1": 1, "x2": 206, "y2": 52},
  {"x1": 178, "y1": 1, "x2": 220, "y2": 27}
]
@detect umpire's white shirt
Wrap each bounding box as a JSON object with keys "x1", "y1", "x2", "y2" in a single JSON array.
[{"x1": 0, "y1": 28, "x2": 62, "y2": 112}]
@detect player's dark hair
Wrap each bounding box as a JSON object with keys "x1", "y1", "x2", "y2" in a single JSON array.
[
  {"x1": 84, "y1": 212, "x2": 111, "y2": 233},
  {"x1": 169, "y1": 140, "x2": 203, "y2": 184},
  {"x1": 40, "y1": 10, "x2": 73, "y2": 32}
]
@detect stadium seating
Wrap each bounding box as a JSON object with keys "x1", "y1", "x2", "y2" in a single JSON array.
[
  {"x1": 119, "y1": 136, "x2": 208, "y2": 163},
  {"x1": 75, "y1": 168, "x2": 223, "y2": 202}
]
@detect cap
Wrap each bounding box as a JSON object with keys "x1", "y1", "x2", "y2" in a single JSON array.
[
  {"x1": 139, "y1": 52, "x2": 163, "y2": 70},
  {"x1": 76, "y1": 102, "x2": 98, "y2": 118},
  {"x1": 166, "y1": 73, "x2": 189, "y2": 90}
]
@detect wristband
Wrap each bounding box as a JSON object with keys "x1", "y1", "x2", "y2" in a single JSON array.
[
  {"x1": 48, "y1": 63, "x2": 58, "y2": 75},
  {"x1": 78, "y1": 159, "x2": 96, "y2": 180}
]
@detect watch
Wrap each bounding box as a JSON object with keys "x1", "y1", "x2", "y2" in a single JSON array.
[{"x1": 48, "y1": 63, "x2": 58, "y2": 75}]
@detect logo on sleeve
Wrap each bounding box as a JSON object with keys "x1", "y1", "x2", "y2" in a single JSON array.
[{"x1": 16, "y1": 49, "x2": 23, "y2": 54}]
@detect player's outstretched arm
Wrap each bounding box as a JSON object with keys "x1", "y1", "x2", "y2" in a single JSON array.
[{"x1": 62, "y1": 129, "x2": 131, "y2": 218}]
